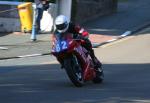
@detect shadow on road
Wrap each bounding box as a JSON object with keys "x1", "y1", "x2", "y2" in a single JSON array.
[
  {"x1": 0, "y1": 32, "x2": 10, "y2": 37},
  {"x1": 0, "y1": 63, "x2": 150, "y2": 103}
]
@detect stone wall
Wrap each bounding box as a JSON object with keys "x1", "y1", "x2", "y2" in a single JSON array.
[
  {"x1": 72, "y1": 0, "x2": 118, "y2": 24},
  {"x1": 0, "y1": 5, "x2": 19, "y2": 18},
  {"x1": 0, "y1": 2, "x2": 21, "y2": 32}
]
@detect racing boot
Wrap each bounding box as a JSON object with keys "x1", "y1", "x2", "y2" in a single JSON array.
[
  {"x1": 89, "y1": 49, "x2": 98, "y2": 65},
  {"x1": 89, "y1": 49, "x2": 102, "y2": 69},
  {"x1": 89, "y1": 49, "x2": 104, "y2": 78}
]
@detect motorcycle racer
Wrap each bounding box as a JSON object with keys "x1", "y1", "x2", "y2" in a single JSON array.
[{"x1": 53, "y1": 15, "x2": 101, "y2": 68}]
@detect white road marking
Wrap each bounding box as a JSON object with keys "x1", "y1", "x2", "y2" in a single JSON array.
[
  {"x1": 0, "y1": 47, "x2": 8, "y2": 50},
  {"x1": 120, "y1": 31, "x2": 132, "y2": 37},
  {"x1": 17, "y1": 54, "x2": 42, "y2": 58},
  {"x1": 101, "y1": 31, "x2": 134, "y2": 48}
]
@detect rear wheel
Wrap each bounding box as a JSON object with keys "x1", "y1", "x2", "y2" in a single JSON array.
[{"x1": 64, "y1": 55, "x2": 84, "y2": 87}]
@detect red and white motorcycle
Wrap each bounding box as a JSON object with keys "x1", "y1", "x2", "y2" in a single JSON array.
[{"x1": 51, "y1": 33, "x2": 104, "y2": 87}]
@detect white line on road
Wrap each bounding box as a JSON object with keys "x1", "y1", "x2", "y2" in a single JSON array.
[
  {"x1": 0, "y1": 47, "x2": 8, "y2": 50},
  {"x1": 107, "y1": 38, "x2": 117, "y2": 42},
  {"x1": 100, "y1": 31, "x2": 133, "y2": 48},
  {"x1": 120, "y1": 31, "x2": 132, "y2": 37},
  {"x1": 17, "y1": 54, "x2": 42, "y2": 58}
]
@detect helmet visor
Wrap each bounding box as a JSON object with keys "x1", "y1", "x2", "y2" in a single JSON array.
[{"x1": 56, "y1": 22, "x2": 68, "y2": 30}]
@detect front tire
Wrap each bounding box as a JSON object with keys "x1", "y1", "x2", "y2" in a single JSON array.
[{"x1": 64, "y1": 55, "x2": 84, "y2": 87}]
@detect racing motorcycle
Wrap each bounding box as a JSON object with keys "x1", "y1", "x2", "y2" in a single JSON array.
[{"x1": 51, "y1": 32, "x2": 104, "y2": 87}]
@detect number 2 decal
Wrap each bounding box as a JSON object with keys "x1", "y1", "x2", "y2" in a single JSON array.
[
  {"x1": 61, "y1": 41, "x2": 67, "y2": 49},
  {"x1": 55, "y1": 41, "x2": 68, "y2": 52}
]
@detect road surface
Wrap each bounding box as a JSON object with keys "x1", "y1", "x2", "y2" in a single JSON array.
[{"x1": 0, "y1": 29, "x2": 150, "y2": 103}]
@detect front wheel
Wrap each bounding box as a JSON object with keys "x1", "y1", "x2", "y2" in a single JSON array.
[{"x1": 64, "y1": 55, "x2": 84, "y2": 87}]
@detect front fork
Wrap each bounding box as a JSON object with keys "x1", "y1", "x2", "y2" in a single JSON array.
[
  {"x1": 72, "y1": 55, "x2": 82, "y2": 73},
  {"x1": 56, "y1": 54, "x2": 81, "y2": 70}
]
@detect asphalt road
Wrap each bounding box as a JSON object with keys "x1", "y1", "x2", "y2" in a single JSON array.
[
  {"x1": 0, "y1": 29, "x2": 150, "y2": 103},
  {"x1": 84, "y1": 0, "x2": 150, "y2": 36}
]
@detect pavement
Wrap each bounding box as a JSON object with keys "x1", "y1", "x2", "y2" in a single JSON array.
[{"x1": 0, "y1": 0, "x2": 150, "y2": 60}]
